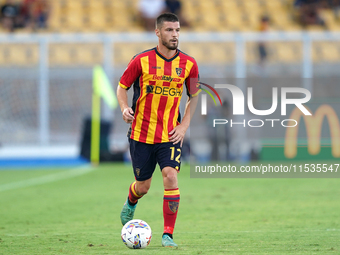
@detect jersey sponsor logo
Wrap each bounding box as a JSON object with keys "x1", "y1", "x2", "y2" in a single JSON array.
[
  {"x1": 176, "y1": 67, "x2": 182, "y2": 76},
  {"x1": 151, "y1": 66, "x2": 161, "y2": 69},
  {"x1": 146, "y1": 85, "x2": 182, "y2": 97},
  {"x1": 168, "y1": 201, "x2": 179, "y2": 213},
  {"x1": 152, "y1": 74, "x2": 181, "y2": 83}
]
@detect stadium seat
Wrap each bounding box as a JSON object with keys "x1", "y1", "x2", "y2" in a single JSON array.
[
  {"x1": 114, "y1": 43, "x2": 138, "y2": 66},
  {"x1": 76, "y1": 44, "x2": 103, "y2": 65},
  {"x1": 89, "y1": 13, "x2": 107, "y2": 30},
  {"x1": 49, "y1": 44, "x2": 104, "y2": 66},
  {"x1": 0, "y1": 44, "x2": 38, "y2": 66},
  {"x1": 208, "y1": 43, "x2": 235, "y2": 64},
  {"x1": 244, "y1": 10, "x2": 263, "y2": 31},
  {"x1": 178, "y1": 43, "x2": 205, "y2": 63},
  {"x1": 317, "y1": 42, "x2": 340, "y2": 62},
  {"x1": 242, "y1": 0, "x2": 261, "y2": 10},
  {"x1": 274, "y1": 42, "x2": 301, "y2": 63},
  {"x1": 66, "y1": 13, "x2": 84, "y2": 31},
  {"x1": 225, "y1": 11, "x2": 244, "y2": 31},
  {"x1": 49, "y1": 44, "x2": 74, "y2": 66}
]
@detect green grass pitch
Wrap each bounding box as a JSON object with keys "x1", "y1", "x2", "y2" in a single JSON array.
[{"x1": 0, "y1": 163, "x2": 339, "y2": 254}]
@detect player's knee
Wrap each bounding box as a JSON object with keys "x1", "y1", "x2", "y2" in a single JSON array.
[
  {"x1": 136, "y1": 183, "x2": 150, "y2": 195},
  {"x1": 137, "y1": 187, "x2": 149, "y2": 195},
  {"x1": 164, "y1": 171, "x2": 178, "y2": 186}
]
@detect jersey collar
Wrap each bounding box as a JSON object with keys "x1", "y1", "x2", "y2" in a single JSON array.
[{"x1": 155, "y1": 46, "x2": 179, "y2": 62}]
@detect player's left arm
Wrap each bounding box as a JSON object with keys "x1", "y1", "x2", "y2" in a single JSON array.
[
  {"x1": 169, "y1": 95, "x2": 199, "y2": 146},
  {"x1": 169, "y1": 60, "x2": 201, "y2": 146}
]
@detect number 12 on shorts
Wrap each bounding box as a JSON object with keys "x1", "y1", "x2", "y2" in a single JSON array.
[{"x1": 170, "y1": 147, "x2": 181, "y2": 163}]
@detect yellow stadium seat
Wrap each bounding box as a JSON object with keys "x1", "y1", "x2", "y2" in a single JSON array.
[
  {"x1": 66, "y1": 1, "x2": 82, "y2": 9},
  {"x1": 265, "y1": 0, "x2": 283, "y2": 8},
  {"x1": 87, "y1": 1, "x2": 104, "y2": 9},
  {"x1": 48, "y1": 3, "x2": 63, "y2": 30},
  {"x1": 199, "y1": 0, "x2": 215, "y2": 8},
  {"x1": 242, "y1": 0, "x2": 260, "y2": 10},
  {"x1": 9, "y1": 45, "x2": 25, "y2": 65},
  {"x1": 306, "y1": 25, "x2": 325, "y2": 32},
  {"x1": 114, "y1": 43, "x2": 138, "y2": 66},
  {"x1": 49, "y1": 44, "x2": 74, "y2": 66},
  {"x1": 75, "y1": 44, "x2": 103, "y2": 65},
  {"x1": 182, "y1": 0, "x2": 196, "y2": 9},
  {"x1": 66, "y1": 13, "x2": 84, "y2": 30},
  {"x1": 271, "y1": 12, "x2": 291, "y2": 26},
  {"x1": 0, "y1": 44, "x2": 38, "y2": 66},
  {"x1": 184, "y1": 7, "x2": 198, "y2": 23},
  {"x1": 274, "y1": 42, "x2": 301, "y2": 63},
  {"x1": 49, "y1": 44, "x2": 104, "y2": 66},
  {"x1": 318, "y1": 42, "x2": 340, "y2": 62},
  {"x1": 244, "y1": 11, "x2": 263, "y2": 30},
  {"x1": 133, "y1": 43, "x2": 156, "y2": 55},
  {"x1": 201, "y1": 12, "x2": 221, "y2": 28},
  {"x1": 89, "y1": 12, "x2": 107, "y2": 30},
  {"x1": 225, "y1": 11, "x2": 245, "y2": 31},
  {"x1": 207, "y1": 43, "x2": 234, "y2": 64},
  {"x1": 220, "y1": 0, "x2": 239, "y2": 8},
  {"x1": 283, "y1": 23, "x2": 303, "y2": 31},
  {"x1": 178, "y1": 43, "x2": 205, "y2": 63}
]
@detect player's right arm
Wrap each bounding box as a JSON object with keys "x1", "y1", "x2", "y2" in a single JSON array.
[
  {"x1": 117, "y1": 56, "x2": 142, "y2": 124},
  {"x1": 117, "y1": 86, "x2": 134, "y2": 124}
]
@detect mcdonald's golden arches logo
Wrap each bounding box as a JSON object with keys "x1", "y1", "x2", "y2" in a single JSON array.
[{"x1": 285, "y1": 104, "x2": 340, "y2": 158}]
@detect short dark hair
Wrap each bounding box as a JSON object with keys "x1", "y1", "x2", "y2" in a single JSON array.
[{"x1": 156, "y1": 13, "x2": 179, "y2": 29}]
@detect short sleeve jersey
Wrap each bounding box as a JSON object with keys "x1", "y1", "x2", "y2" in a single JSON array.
[{"x1": 119, "y1": 47, "x2": 201, "y2": 144}]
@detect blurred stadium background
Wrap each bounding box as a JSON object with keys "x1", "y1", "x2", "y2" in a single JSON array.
[{"x1": 1, "y1": 0, "x2": 340, "y2": 166}]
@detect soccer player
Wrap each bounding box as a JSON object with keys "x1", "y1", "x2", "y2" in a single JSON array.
[{"x1": 117, "y1": 12, "x2": 200, "y2": 248}]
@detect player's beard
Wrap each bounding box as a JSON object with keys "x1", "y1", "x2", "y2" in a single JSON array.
[{"x1": 161, "y1": 36, "x2": 178, "y2": 50}]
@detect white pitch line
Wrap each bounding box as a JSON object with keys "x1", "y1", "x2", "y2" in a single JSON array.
[{"x1": 0, "y1": 165, "x2": 94, "y2": 193}]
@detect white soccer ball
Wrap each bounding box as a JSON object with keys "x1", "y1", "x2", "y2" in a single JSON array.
[{"x1": 121, "y1": 219, "x2": 152, "y2": 249}]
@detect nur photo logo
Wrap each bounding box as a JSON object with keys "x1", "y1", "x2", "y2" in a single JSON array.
[{"x1": 199, "y1": 84, "x2": 312, "y2": 128}]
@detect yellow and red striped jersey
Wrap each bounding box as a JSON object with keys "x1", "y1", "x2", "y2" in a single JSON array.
[{"x1": 119, "y1": 46, "x2": 201, "y2": 144}]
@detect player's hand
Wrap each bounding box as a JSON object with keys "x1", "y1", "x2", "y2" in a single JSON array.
[
  {"x1": 122, "y1": 107, "x2": 134, "y2": 124},
  {"x1": 169, "y1": 125, "x2": 187, "y2": 146}
]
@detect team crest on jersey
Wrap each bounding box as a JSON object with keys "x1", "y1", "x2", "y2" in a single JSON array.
[
  {"x1": 168, "y1": 201, "x2": 179, "y2": 213},
  {"x1": 176, "y1": 68, "x2": 182, "y2": 76}
]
